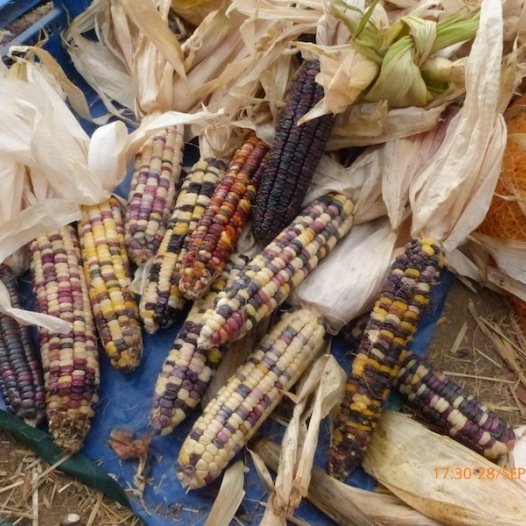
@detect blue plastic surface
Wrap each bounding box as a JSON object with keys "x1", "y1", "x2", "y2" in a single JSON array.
[{"x1": 0, "y1": 3, "x2": 454, "y2": 524}]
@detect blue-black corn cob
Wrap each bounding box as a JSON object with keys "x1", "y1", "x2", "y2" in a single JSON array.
[
  {"x1": 0, "y1": 265, "x2": 45, "y2": 426},
  {"x1": 329, "y1": 238, "x2": 444, "y2": 480},
  {"x1": 252, "y1": 60, "x2": 335, "y2": 244}
]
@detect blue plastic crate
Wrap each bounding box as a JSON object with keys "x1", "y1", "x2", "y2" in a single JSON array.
[{"x1": 0, "y1": 3, "x2": 454, "y2": 525}]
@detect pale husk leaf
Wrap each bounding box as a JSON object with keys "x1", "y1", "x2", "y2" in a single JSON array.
[
  {"x1": 270, "y1": 354, "x2": 342, "y2": 517},
  {"x1": 328, "y1": 101, "x2": 452, "y2": 149},
  {"x1": 363, "y1": 411, "x2": 526, "y2": 526},
  {"x1": 507, "y1": 425, "x2": 526, "y2": 470},
  {"x1": 0, "y1": 279, "x2": 72, "y2": 333},
  {"x1": 291, "y1": 219, "x2": 397, "y2": 333},
  {"x1": 256, "y1": 439, "x2": 443, "y2": 526},
  {"x1": 470, "y1": 233, "x2": 526, "y2": 286},
  {"x1": 63, "y1": 0, "x2": 136, "y2": 118},
  {"x1": 0, "y1": 157, "x2": 28, "y2": 274},
  {"x1": 170, "y1": 0, "x2": 225, "y2": 26},
  {"x1": 204, "y1": 460, "x2": 245, "y2": 526},
  {"x1": 409, "y1": 0, "x2": 505, "y2": 250},
  {"x1": 304, "y1": 152, "x2": 385, "y2": 223},
  {"x1": 295, "y1": 42, "x2": 378, "y2": 120},
  {"x1": 381, "y1": 115, "x2": 450, "y2": 229}
]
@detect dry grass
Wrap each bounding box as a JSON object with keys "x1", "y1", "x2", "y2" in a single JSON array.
[
  {"x1": 427, "y1": 278, "x2": 526, "y2": 428},
  {"x1": 0, "y1": 433, "x2": 140, "y2": 526}
]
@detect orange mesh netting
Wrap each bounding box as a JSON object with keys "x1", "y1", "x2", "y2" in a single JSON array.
[{"x1": 477, "y1": 94, "x2": 526, "y2": 332}]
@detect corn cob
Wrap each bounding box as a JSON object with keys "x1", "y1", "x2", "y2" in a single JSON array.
[
  {"x1": 177, "y1": 307, "x2": 326, "y2": 489},
  {"x1": 125, "y1": 125, "x2": 185, "y2": 266},
  {"x1": 395, "y1": 350, "x2": 516, "y2": 460},
  {"x1": 30, "y1": 225, "x2": 99, "y2": 453},
  {"x1": 252, "y1": 60, "x2": 335, "y2": 244},
  {"x1": 140, "y1": 158, "x2": 226, "y2": 334},
  {"x1": 79, "y1": 197, "x2": 142, "y2": 372},
  {"x1": 0, "y1": 265, "x2": 45, "y2": 426},
  {"x1": 338, "y1": 319, "x2": 516, "y2": 460},
  {"x1": 150, "y1": 253, "x2": 250, "y2": 434},
  {"x1": 178, "y1": 133, "x2": 268, "y2": 300},
  {"x1": 329, "y1": 237, "x2": 444, "y2": 480},
  {"x1": 198, "y1": 193, "x2": 354, "y2": 351}
]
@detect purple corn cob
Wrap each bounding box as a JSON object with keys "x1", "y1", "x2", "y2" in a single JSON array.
[
  {"x1": 252, "y1": 60, "x2": 335, "y2": 244},
  {"x1": 0, "y1": 265, "x2": 45, "y2": 426}
]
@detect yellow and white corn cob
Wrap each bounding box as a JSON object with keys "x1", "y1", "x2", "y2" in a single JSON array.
[
  {"x1": 79, "y1": 196, "x2": 143, "y2": 372},
  {"x1": 197, "y1": 193, "x2": 354, "y2": 350},
  {"x1": 177, "y1": 307, "x2": 325, "y2": 489},
  {"x1": 140, "y1": 158, "x2": 226, "y2": 334}
]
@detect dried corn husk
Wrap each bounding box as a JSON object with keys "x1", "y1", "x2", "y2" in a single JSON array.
[
  {"x1": 298, "y1": 0, "x2": 478, "y2": 124},
  {"x1": 171, "y1": 0, "x2": 226, "y2": 26},
  {"x1": 263, "y1": 354, "x2": 345, "y2": 522},
  {"x1": 291, "y1": 218, "x2": 398, "y2": 334},
  {"x1": 408, "y1": 0, "x2": 506, "y2": 251},
  {"x1": 363, "y1": 411, "x2": 526, "y2": 526},
  {"x1": 205, "y1": 460, "x2": 245, "y2": 526},
  {"x1": 0, "y1": 51, "x2": 218, "y2": 328},
  {"x1": 254, "y1": 440, "x2": 443, "y2": 526},
  {"x1": 64, "y1": 0, "x2": 312, "y2": 135},
  {"x1": 328, "y1": 101, "x2": 453, "y2": 149}
]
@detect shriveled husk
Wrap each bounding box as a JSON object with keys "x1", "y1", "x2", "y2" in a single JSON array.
[
  {"x1": 0, "y1": 51, "x2": 218, "y2": 329},
  {"x1": 204, "y1": 460, "x2": 245, "y2": 526},
  {"x1": 263, "y1": 354, "x2": 344, "y2": 522},
  {"x1": 254, "y1": 439, "x2": 443, "y2": 526},
  {"x1": 170, "y1": 0, "x2": 226, "y2": 26},
  {"x1": 291, "y1": 218, "x2": 398, "y2": 334},
  {"x1": 407, "y1": 0, "x2": 507, "y2": 251},
  {"x1": 363, "y1": 411, "x2": 526, "y2": 526},
  {"x1": 64, "y1": 0, "x2": 314, "y2": 145}
]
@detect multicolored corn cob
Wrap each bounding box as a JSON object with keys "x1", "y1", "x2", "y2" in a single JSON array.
[
  {"x1": 150, "y1": 253, "x2": 251, "y2": 435},
  {"x1": 329, "y1": 238, "x2": 444, "y2": 480},
  {"x1": 79, "y1": 197, "x2": 142, "y2": 372},
  {"x1": 0, "y1": 265, "x2": 45, "y2": 426},
  {"x1": 178, "y1": 133, "x2": 268, "y2": 300},
  {"x1": 125, "y1": 125, "x2": 184, "y2": 266},
  {"x1": 197, "y1": 193, "x2": 354, "y2": 351},
  {"x1": 140, "y1": 158, "x2": 226, "y2": 334},
  {"x1": 338, "y1": 319, "x2": 516, "y2": 461},
  {"x1": 395, "y1": 350, "x2": 516, "y2": 460},
  {"x1": 30, "y1": 225, "x2": 100, "y2": 453},
  {"x1": 252, "y1": 60, "x2": 335, "y2": 244},
  {"x1": 177, "y1": 307, "x2": 326, "y2": 489}
]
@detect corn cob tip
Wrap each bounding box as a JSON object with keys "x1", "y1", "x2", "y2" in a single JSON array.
[
  {"x1": 50, "y1": 412, "x2": 96, "y2": 454},
  {"x1": 179, "y1": 265, "x2": 215, "y2": 300},
  {"x1": 176, "y1": 453, "x2": 214, "y2": 490},
  {"x1": 110, "y1": 347, "x2": 143, "y2": 373}
]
